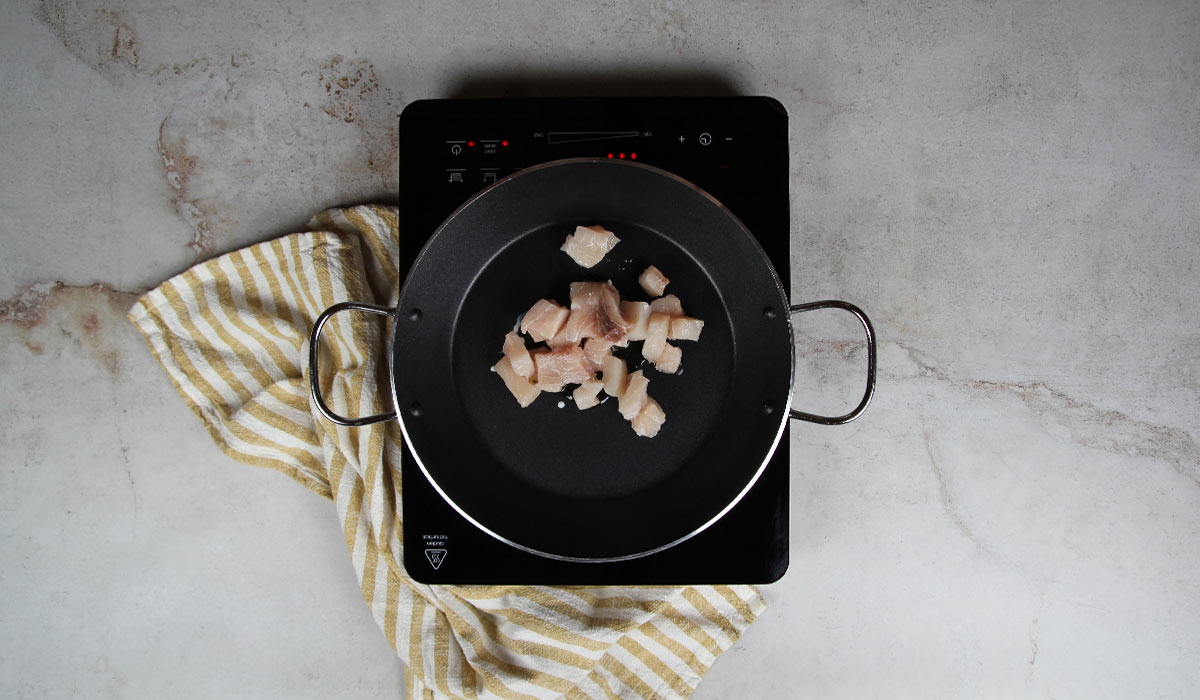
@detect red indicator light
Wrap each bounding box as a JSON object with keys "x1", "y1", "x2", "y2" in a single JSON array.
[
  {"x1": 618, "y1": 152, "x2": 626, "y2": 159},
  {"x1": 467, "y1": 141, "x2": 475, "y2": 147},
  {"x1": 630, "y1": 152, "x2": 637, "y2": 160},
  {"x1": 501, "y1": 140, "x2": 509, "y2": 147},
  {"x1": 607, "y1": 152, "x2": 613, "y2": 159}
]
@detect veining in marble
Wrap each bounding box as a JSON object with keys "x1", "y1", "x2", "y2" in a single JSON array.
[{"x1": 2, "y1": 0, "x2": 1198, "y2": 698}]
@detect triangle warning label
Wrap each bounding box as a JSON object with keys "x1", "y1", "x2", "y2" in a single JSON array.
[{"x1": 424, "y1": 548, "x2": 447, "y2": 570}]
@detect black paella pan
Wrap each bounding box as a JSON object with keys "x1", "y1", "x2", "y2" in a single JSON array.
[{"x1": 310, "y1": 158, "x2": 875, "y2": 562}]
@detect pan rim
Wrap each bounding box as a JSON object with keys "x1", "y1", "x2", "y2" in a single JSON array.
[{"x1": 389, "y1": 157, "x2": 794, "y2": 562}]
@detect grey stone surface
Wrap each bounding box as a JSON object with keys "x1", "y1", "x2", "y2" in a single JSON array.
[{"x1": 3, "y1": 0, "x2": 1198, "y2": 697}]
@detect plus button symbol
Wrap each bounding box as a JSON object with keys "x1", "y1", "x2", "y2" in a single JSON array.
[{"x1": 678, "y1": 135, "x2": 686, "y2": 143}]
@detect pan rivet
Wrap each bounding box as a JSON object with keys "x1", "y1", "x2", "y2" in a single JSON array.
[
  {"x1": 762, "y1": 401, "x2": 776, "y2": 416},
  {"x1": 410, "y1": 402, "x2": 423, "y2": 417},
  {"x1": 763, "y1": 306, "x2": 777, "y2": 318},
  {"x1": 409, "y1": 308, "x2": 422, "y2": 321}
]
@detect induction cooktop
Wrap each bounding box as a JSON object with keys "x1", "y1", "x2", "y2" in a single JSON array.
[{"x1": 397, "y1": 96, "x2": 789, "y2": 584}]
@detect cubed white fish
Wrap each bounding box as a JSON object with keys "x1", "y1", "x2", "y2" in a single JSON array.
[
  {"x1": 502, "y1": 331, "x2": 534, "y2": 378},
  {"x1": 602, "y1": 354, "x2": 628, "y2": 397},
  {"x1": 561, "y1": 225, "x2": 620, "y2": 268},
  {"x1": 618, "y1": 370, "x2": 650, "y2": 420},
  {"x1": 572, "y1": 380, "x2": 604, "y2": 410},
  {"x1": 520, "y1": 299, "x2": 569, "y2": 343},
  {"x1": 638, "y1": 265, "x2": 669, "y2": 297},
  {"x1": 668, "y1": 316, "x2": 704, "y2": 342},
  {"x1": 620, "y1": 300, "x2": 651, "y2": 341},
  {"x1": 631, "y1": 398, "x2": 666, "y2": 438},
  {"x1": 641, "y1": 312, "x2": 671, "y2": 363},
  {"x1": 582, "y1": 337, "x2": 614, "y2": 373},
  {"x1": 494, "y1": 356, "x2": 541, "y2": 407},
  {"x1": 654, "y1": 343, "x2": 682, "y2": 374},
  {"x1": 534, "y1": 346, "x2": 593, "y2": 392},
  {"x1": 562, "y1": 281, "x2": 630, "y2": 343},
  {"x1": 649, "y1": 294, "x2": 684, "y2": 317}
]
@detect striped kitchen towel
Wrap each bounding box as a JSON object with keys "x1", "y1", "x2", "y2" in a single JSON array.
[{"x1": 128, "y1": 204, "x2": 766, "y2": 700}]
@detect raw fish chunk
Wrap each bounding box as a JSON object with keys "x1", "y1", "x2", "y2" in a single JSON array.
[
  {"x1": 638, "y1": 265, "x2": 669, "y2": 297},
  {"x1": 582, "y1": 337, "x2": 614, "y2": 372},
  {"x1": 631, "y1": 398, "x2": 666, "y2": 438},
  {"x1": 502, "y1": 331, "x2": 534, "y2": 378},
  {"x1": 562, "y1": 282, "x2": 630, "y2": 343},
  {"x1": 668, "y1": 316, "x2": 704, "y2": 342},
  {"x1": 649, "y1": 294, "x2": 684, "y2": 317},
  {"x1": 493, "y1": 235, "x2": 698, "y2": 438},
  {"x1": 531, "y1": 350, "x2": 562, "y2": 392},
  {"x1": 573, "y1": 380, "x2": 604, "y2": 410},
  {"x1": 520, "y1": 299, "x2": 569, "y2": 343},
  {"x1": 561, "y1": 225, "x2": 620, "y2": 268},
  {"x1": 494, "y1": 356, "x2": 541, "y2": 407},
  {"x1": 641, "y1": 312, "x2": 671, "y2": 363},
  {"x1": 545, "y1": 324, "x2": 576, "y2": 348},
  {"x1": 602, "y1": 355, "x2": 628, "y2": 397},
  {"x1": 654, "y1": 343, "x2": 682, "y2": 374},
  {"x1": 534, "y1": 346, "x2": 592, "y2": 392},
  {"x1": 551, "y1": 345, "x2": 594, "y2": 385},
  {"x1": 620, "y1": 300, "x2": 651, "y2": 341},
  {"x1": 618, "y1": 371, "x2": 650, "y2": 420}
]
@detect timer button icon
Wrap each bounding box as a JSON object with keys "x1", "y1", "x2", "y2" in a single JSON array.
[{"x1": 698, "y1": 132, "x2": 713, "y2": 146}]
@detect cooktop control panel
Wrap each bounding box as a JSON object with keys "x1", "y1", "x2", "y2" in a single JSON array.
[
  {"x1": 397, "y1": 96, "x2": 790, "y2": 584},
  {"x1": 398, "y1": 97, "x2": 789, "y2": 283}
]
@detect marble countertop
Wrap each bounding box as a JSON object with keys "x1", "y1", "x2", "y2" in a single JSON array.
[{"x1": 3, "y1": 0, "x2": 1198, "y2": 697}]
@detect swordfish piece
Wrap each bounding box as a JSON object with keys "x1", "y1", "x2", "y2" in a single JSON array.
[
  {"x1": 561, "y1": 281, "x2": 631, "y2": 344},
  {"x1": 519, "y1": 299, "x2": 569, "y2": 343},
  {"x1": 560, "y1": 225, "x2": 620, "y2": 268}
]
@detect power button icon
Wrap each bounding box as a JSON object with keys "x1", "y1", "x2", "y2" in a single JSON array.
[
  {"x1": 450, "y1": 144, "x2": 462, "y2": 156},
  {"x1": 698, "y1": 132, "x2": 713, "y2": 146}
]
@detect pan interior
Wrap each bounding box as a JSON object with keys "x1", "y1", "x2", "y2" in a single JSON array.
[
  {"x1": 391, "y1": 159, "x2": 792, "y2": 560},
  {"x1": 453, "y1": 221, "x2": 733, "y2": 501}
]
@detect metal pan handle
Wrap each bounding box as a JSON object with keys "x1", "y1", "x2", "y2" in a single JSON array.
[
  {"x1": 309, "y1": 301, "x2": 397, "y2": 427},
  {"x1": 789, "y1": 300, "x2": 877, "y2": 425}
]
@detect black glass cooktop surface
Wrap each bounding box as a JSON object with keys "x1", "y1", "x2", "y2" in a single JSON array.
[{"x1": 397, "y1": 96, "x2": 789, "y2": 584}]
